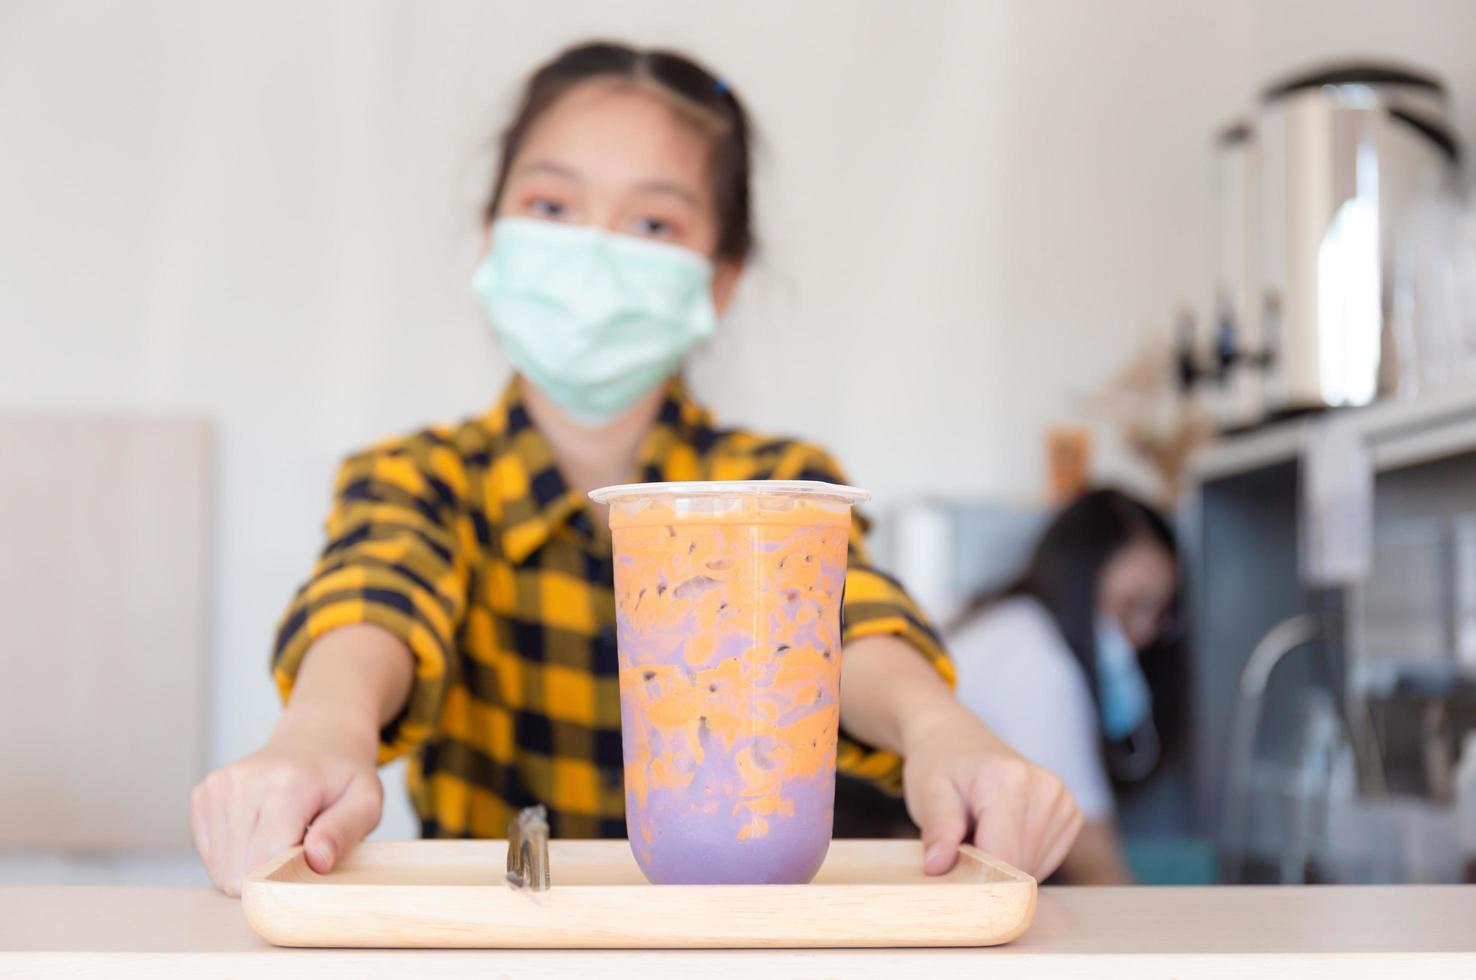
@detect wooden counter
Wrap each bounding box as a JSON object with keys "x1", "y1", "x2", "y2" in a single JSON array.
[{"x1": 3, "y1": 884, "x2": 1474, "y2": 977}]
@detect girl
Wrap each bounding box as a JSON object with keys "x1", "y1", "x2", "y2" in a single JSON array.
[
  {"x1": 951, "y1": 489, "x2": 1183, "y2": 883},
  {"x1": 191, "y1": 41, "x2": 1081, "y2": 896}
]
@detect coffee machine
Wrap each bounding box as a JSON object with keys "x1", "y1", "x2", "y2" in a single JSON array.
[{"x1": 1199, "y1": 63, "x2": 1462, "y2": 428}]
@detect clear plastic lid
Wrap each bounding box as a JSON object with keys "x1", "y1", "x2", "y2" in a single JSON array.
[{"x1": 588, "y1": 479, "x2": 869, "y2": 507}]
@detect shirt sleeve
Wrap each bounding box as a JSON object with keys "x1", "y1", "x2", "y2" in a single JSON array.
[
  {"x1": 950, "y1": 604, "x2": 1115, "y2": 821},
  {"x1": 272, "y1": 436, "x2": 471, "y2": 764},
  {"x1": 772, "y1": 443, "x2": 956, "y2": 795}
]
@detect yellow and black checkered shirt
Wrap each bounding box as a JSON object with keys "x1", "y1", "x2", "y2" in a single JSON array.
[{"x1": 273, "y1": 379, "x2": 953, "y2": 839}]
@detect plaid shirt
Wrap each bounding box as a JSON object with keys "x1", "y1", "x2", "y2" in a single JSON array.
[{"x1": 273, "y1": 379, "x2": 953, "y2": 839}]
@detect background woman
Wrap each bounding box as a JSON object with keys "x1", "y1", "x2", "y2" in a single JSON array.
[{"x1": 951, "y1": 488, "x2": 1183, "y2": 883}]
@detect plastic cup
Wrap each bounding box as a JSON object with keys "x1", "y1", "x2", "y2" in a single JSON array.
[{"x1": 588, "y1": 480, "x2": 869, "y2": 884}]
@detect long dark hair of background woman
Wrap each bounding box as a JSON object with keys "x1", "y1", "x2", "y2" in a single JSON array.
[{"x1": 969, "y1": 488, "x2": 1188, "y2": 786}]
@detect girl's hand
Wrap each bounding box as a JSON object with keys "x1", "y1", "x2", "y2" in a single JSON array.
[
  {"x1": 839, "y1": 635, "x2": 1083, "y2": 879},
  {"x1": 190, "y1": 708, "x2": 383, "y2": 897},
  {"x1": 901, "y1": 702, "x2": 1082, "y2": 879},
  {"x1": 192, "y1": 624, "x2": 412, "y2": 897}
]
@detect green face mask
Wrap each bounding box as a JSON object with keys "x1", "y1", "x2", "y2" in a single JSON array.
[{"x1": 472, "y1": 217, "x2": 718, "y2": 424}]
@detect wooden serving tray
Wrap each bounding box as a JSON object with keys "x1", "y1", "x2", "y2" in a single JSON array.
[{"x1": 243, "y1": 839, "x2": 1036, "y2": 949}]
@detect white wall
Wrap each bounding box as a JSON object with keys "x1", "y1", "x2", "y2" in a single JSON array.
[{"x1": 4, "y1": 0, "x2": 1476, "y2": 851}]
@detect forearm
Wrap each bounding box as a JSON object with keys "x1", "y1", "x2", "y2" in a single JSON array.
[
  {"x1": 273, "y1": 624, "x2": 415, "y2": 759},
  {"x1": 840, "y1": 634, "x2": 983, "y2": 755}
]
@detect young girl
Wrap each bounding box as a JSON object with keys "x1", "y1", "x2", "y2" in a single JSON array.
[
  {"x1": 191, "y1": 41, "x2": 1081, "y2": 895},
  {"x1": 951, "y1": 489, "x2": 1183, "y2": 883}
]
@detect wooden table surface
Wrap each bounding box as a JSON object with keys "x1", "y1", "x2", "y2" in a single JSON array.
[{"x1": 3, "y1": 884, "x2": 1475, "y2": 978}]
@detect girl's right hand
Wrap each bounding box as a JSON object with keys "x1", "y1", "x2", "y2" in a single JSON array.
[{"x1": 190, "y1": 708, "x2": 384, "y2": 897}]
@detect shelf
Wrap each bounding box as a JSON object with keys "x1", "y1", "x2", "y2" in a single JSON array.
[{"x1": 1187, "y1": 385, "x2": 1476, "y2": 484}]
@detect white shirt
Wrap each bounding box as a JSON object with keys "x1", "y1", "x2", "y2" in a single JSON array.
[{"x1": 950, "y1": 596, "x2": 1114, "y2": 821}]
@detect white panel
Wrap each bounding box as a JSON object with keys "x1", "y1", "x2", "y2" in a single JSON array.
[{"x1": 0, "y1": 417, "x2": 210, "y2": 850}]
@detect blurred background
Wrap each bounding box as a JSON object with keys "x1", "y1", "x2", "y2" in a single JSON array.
[{"x1": 5, "y1": 0, "x2": 1476, "y2": 886}]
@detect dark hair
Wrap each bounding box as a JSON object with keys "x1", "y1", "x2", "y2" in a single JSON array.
[
  {"x1": 959, "y1": 488, "x2": 1185, "y2": 779},
  {"x1": 482, "y1": 41, "x2": 756, "y2": 263}
]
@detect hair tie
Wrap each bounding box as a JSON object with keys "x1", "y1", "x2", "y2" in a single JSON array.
[{"x1": 714, "y1": 76, "x2": 730, "y2": 97}]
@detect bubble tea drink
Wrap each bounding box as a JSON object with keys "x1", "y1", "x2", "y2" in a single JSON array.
[{"x1": 588, "y1": 481, "x2": 867, "y2": 885}]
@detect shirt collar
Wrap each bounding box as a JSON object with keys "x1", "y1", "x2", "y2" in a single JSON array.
[{"x1": 484, "y1": 377, "x2": 714, "y2": 564}]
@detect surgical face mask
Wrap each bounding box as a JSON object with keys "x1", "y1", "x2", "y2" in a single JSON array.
[
  {"x1": 472, "y1": 217, "x2": 718, "y2": 424},
  {"x1": 1094, "y1": 616, "x2": 1152, "y2": 742}
]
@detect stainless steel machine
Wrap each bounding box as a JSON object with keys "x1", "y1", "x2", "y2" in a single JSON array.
[{"x1": 1199, "y1": 63, "x2": 1462, "y2": 428}]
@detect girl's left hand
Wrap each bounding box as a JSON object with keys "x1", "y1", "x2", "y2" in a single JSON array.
[{"x1": 900, "y1": 703, "x2": 1083, "y2": 879}]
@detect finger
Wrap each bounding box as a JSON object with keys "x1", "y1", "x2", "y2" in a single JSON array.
[
  {"x1": 1035, "y1": 787, "x2": 1083, "y2": 878},
  {"x1": 196, "y1": 772, "x2": 252, "y2": 897},
  {"x1": 969, "y1": 772, "x2": 1027, "y2": 871},
  {"x1": 908, "y1": 778, "x2": 968, "y2": 876},
  {"x1": 1036, "y1": 806, "x2": 1083, "y2": 880},
  {"x1": 199, "y1": 775, "x2": 243, "y2": 895},
  {"x1": 303, "y1": 773, "x2": 382, "y2": 874},
  {"x1": 1040, "y1": 783, "x2": 1079, "y2": 855},
  {"x1": 1018, "y1": 777, "x2": 1067, "y2": 875},
  {"x1": 192, "y1": 782, "x2": 234, "y2": 895},
  {"x1": 242, "y1": 787, "x2": 322, "y2": 886},
  {"x1": 216, "y1": 778, "x2": 259, "y2": 898}
]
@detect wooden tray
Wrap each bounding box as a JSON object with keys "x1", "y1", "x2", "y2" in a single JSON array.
[{"x1": 243, "y1": 839, "x2": 1036, "y2": 949}]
